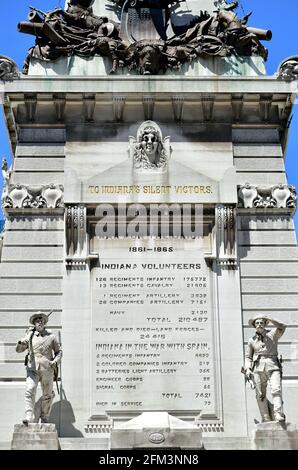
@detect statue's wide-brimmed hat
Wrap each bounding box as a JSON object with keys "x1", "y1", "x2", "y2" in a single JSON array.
[
  {"x1": 248, "y1": 315, "x2": 269, "y2": 328},
  {"x1": 29, "y1": 311, "x2": 48, "y2": 325}
]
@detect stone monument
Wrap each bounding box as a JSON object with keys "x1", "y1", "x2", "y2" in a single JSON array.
[{"x1": 0, "y1": 0, "x2": 297, "y2": 450}]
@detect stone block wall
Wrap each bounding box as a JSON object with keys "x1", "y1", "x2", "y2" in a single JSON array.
[
  {"x1": 233, "y1": 129, "x2": 298, "y2": 427},
  {"x1": 0, "y1": 137, "x2": 65, "y2": 441}
]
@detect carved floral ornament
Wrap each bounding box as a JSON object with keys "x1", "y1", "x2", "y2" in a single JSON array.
[
  {"x1": 0, "y1": 55, "x2": 19, "y2": 82},
  {"x1": 2, "y1": 184, "x2": 64, "y2": 211},
  {"x1": 277, "y1": 56, "x2": 298, "y2": 82},
  {"x1": 238, "y1": 183, "x2": 297, "y2": 210}
]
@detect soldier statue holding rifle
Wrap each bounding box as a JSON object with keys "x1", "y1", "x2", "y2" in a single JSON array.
[{"x1": 16, "y1": 311, "x2": 62, "y2": 425}]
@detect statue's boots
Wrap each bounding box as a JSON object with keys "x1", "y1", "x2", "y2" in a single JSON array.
[
  {"x1": 22, "y1": 411, "x2": 34, "y2": 425},
  {"x1": 40, "y1": 390, "x2": 55, "y2": 423}
]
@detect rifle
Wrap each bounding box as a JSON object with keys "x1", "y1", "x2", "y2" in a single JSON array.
[
  {"x1": 53, "y1": 330, "x2": 62, "y2": 394},
  {"x1": 277, "y1": 354, "x2": 283, "y2": 378}
]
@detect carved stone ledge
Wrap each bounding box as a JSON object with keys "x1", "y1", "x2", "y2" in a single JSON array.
[
  {"x1": 65, "y1": 258, "x2": 88, "y2": 269},
  {"x1": 0, "y1": 55, "x2": 19, "y2": 82},
  {"x1": 196, "y1": 423, "x2": 224, "y2": 433},
  {"x1": 217, "y1": 259, "x2": 238, "y2": 269},
  {"x1": 2, "y1": 184, "x2": 64, "y2": 212},
  {"x1": 238, "y1": 184, "x2": 297, "y2": 211},
  {"x1": 277, "y1": 56, "x2": 298, "y2": 82},
  {"x1": 85, "y1": 422, "x2": 113, "y2": 434}
]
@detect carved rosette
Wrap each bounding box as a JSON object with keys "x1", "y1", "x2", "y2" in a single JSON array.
[
  {"x1": 277, "y1": 56, "x2": 298, "y2": 82},
  {"x1": 65, "y1": 204, "x2": 88, "y2": 268},
  {"x1": 215, "y1": 204, "x2": 237, "y2": 268},
  {"x1": 2, "y1": 184, "x2": 64, "y2": 212},
  {"x1": 238, "y1": 184, "x2": 297, "y2": 211},
  {"x1": 0, "y1": 55, "x2": 19, "y2": 82}
]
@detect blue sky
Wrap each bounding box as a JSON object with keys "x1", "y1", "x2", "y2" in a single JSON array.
[{"x1": 0, "y1": 0, "x2": 297, "y2": 234}]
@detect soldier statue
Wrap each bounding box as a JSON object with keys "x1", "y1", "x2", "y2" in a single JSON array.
[
  {"x1": 245, "y1": 315, "x2": 286, "y2": 423},
  {"x1": 16, "y1": 312, "x2": 62, "y2": 425}
]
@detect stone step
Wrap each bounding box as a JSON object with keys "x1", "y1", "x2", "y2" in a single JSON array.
[
  {"x1": 59, "y1": 437, "x2": 109, "y2": 450},
  {"x1": 202, "y1": 437, "x2": 252, "y2": 450}
]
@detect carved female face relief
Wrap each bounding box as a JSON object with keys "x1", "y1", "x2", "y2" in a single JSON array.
[
  {"x1": 130, "y1": 120, "x2": 172, "y2": 172},
  {"x1": 141, "y1": 129, "x2": 159, "y2": 162}
]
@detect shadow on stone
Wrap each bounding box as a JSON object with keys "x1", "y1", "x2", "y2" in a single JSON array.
[{"x1": 57, "y1": 389, "x2": 84, "y2": 438}]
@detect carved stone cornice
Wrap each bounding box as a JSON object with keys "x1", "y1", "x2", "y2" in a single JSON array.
[
  {"x1": 238, "y1": 184, "x2": 297, "y2": 212},
  {"x1": 278, "y1": 56, "x2": 298, "y2": 82},
  {"x1": 2, "y1": 184, "x2": 64, "y2": 213},
  {"x1": 0, "y1": 55, "x2": 19, "y2": 82}
]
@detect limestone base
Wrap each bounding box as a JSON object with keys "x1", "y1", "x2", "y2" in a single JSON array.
[
  {"x1": 11, "y1": 423, "x2": 60, "y2": 450},
  {"x1": 111, "y1": 412, "x2": 203, "y2": 449},
  {"x1": 252, "y1": 422, "x2": 298, "y2": 450}
]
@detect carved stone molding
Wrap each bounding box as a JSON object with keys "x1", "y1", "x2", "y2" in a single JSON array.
[
  {"x1": 65, "y1": 204, "x2": 88, "y2": 268},
  {"x1": 259, "y1": 94, "x2": 272, "y2": 122},
  {"x1": 53, "y1": 94, "x2": 66, "y2": 122},
  {"x1": 24, "y1": 94, "x2": 37, "y2": 123},
  {"x1": 2, "y1": 184, "x2": 64, "y2": 212},
  {"x1": 196, "y1": 423, "x2": 224, "y2": 433},
  {"x1": 231, "y1": 95, "x2": 243, "y2": 122},
  {"x1": 278, "y1": 56, "x2": 298, "y2": 82},
  {"x1": 238, "y1": 184, "x2": 297, "y2": 211},
  {"x1": 84, "y1": 422, "x2": 113, "y2": 434},
  {"x1": 113, "y1": 96, "x2": 126, "y2": 122},
  {"x1": 172, "y1": 96, "x2": 184, "y2": 122},
  {"x1": 215, "y1": 204, "x2": 237, "y2": 269},
  {"x1": 201, "y1": 96, "x2": 214, "y2": 122},
  {"x1": 83, "y1": 94, "x2": 96, "y2": 122},
  {"x1": 0, "y1": 55, "x2": 19, "y2": 82},
  {"x1": 142, "y1": 95, "x2": 155, "y2": 121}
]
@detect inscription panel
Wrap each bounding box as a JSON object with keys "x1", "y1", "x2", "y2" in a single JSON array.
[{"x1": 91, "y1": 238, "x2": 221, "y2": 418}]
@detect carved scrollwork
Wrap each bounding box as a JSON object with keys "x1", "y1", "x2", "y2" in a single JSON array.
[
  {"x1": 238, "y1": 183, "x2": 297, "y2": 210},
  {"x1": 0, "y1": 55, "x2": 19, "y2": 82},
  {"x1": 2, "y1": 184, "x2": 64, "y2": 210},
  {"x1": 277, "y1": 56, "x2": 298, "y2": 82},
  {"x1": 65, "y1": 204, "x2": 88, "y2": 268},
  {"x1": 215, "y1": 204, "x2": 237, "y2": 269}
]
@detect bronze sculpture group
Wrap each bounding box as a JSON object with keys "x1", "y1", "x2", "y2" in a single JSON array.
[{"x1": 19, "y1": 0, "x2": 271, "y2": 75}]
